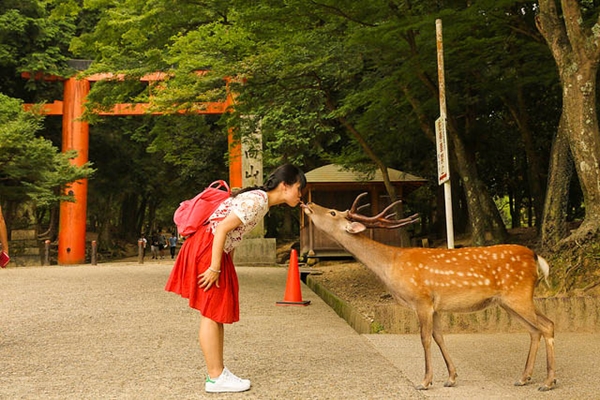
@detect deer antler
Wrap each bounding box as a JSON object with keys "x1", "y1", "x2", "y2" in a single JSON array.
[{"x1": 347, "y1": 192, "x2": 420, "y2": 229}]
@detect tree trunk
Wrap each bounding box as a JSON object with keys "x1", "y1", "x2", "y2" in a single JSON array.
[
  {"x1": 97, "y1": 194, "x2": 113, "y2": 250},
  {"x1": 37, "y1": 205, "x2": 59, "y2": 242},
  {"x1": 447, "y1": 121, "x2": 507, "y2": 245},
  {"x1": 502, "y1": 88, "x2": 547, "y2": 229},
  {"x1": 560, "y1": 68, "x2": 600, "y2": 238},
  {"x1": 508, "y1": 191, "x2": 520, "y2": 229},
  {"x1": 536, "y1": 0, "x2": 600, "y2": 242},
  {"x1": 541, "y1": 114, "x2": 572, "y2": 248},
  {"x1": 136, "y1": 196, "x2": 148, "y2": 235},
  {"x1": 120, "y1": 193, "x2": 140, "y2": 241}
]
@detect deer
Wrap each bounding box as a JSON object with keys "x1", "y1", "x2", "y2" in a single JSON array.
[{"x1": 302, "y1": 193, "x2": 556, "y2": 392}]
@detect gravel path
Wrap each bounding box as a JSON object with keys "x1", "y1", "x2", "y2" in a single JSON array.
[
  {"x1": 0, "y1": 262, "x2": 420, "y2": 399},
  {"x1": 1, "y1": 261, "x2": 597, "y2": 399}
]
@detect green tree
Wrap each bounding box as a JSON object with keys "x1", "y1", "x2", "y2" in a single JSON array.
[
  {"x1": 84, "y1": 114, "x2": 227, "y2": 249},
  {"x1": 1, "y1": 0, "x2": 79, "y2": 95},
  {"x1": 0, "y1": 0, "x2": 94, "y2": 241},
  {"x1": 208, "y1": 1, "x2": 557, "y2": 243},
  {"x1": 0, "y1": 94, "x2": 94, "y2": 233},
  {"x1": 536, "y1": 0, "x2": 600, "y2": 247},
  {"x1": 69, "y1": 0, "x2": 591, "y2": 250}
]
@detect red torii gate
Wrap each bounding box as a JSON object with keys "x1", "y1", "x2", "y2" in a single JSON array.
[{"x1": 23, "y1": 71, "x2": 243, "y2": 265}]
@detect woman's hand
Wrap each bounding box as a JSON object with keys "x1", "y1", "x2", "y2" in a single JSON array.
[{"x1": 198, "y1": 267, "x2": 221, "y2": 291}]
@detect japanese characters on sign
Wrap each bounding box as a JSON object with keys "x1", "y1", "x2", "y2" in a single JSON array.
[{"x1": 435, "y1": 117, "x2": 450, "y2": 185}]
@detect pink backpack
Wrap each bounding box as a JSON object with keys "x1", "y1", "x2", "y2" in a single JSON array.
[{"x1": 173, "y1": 180, "x2": 231, "y2": 236}]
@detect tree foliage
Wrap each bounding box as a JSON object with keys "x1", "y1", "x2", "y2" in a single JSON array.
[
  {"x1": 4, "y1": 0, "x2": 600, "y2": 268},
  {"x1": 0, "y1": 0, "x2": 79, "y2": 95},
  {"x1": 85, "y1": 114, "x2": 227, "y2": 245},
  {"x1": 67, "y1": 1, "x2": 562, "y2": 242},
  {"x1": 0, "y1": 1, "x2": 95, "y2": 236},
  {"x1": 0, "y1": 94, "x2": 94, "y2": 213}
]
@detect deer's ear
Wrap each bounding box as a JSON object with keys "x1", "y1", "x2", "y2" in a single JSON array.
[{"x1": 346, "y1": 222, "x2": 366, "y2": 234}]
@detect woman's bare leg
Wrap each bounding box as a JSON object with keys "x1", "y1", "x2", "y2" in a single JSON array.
[{"x1": 199, "y1": 316, "x2": 224, "y2": 378}]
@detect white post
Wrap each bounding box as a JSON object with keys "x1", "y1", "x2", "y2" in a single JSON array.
[{"x1": 436, "y1": 19, "x2": 455, "y2": 249}]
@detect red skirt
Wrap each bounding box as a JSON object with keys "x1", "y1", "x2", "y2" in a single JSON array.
[{"x1": 164, "y1": 226, "x2": 239, "y2": 323}]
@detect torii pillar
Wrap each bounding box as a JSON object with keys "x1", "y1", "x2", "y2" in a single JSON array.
[{"x1": 59, "y1": 77, "x2": 90, "y2": 264}]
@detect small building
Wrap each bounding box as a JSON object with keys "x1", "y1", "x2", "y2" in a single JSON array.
[{"x1": 300, "y1": 164, "x2": 426, "y2": 258}]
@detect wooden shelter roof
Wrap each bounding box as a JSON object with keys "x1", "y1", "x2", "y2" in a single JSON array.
[
  {"x1": 305, "y1": 164, "x2": 427, "y2": 194},
  {"x1": 305, "y1": 164, "x2": 425, "y2": 182}
]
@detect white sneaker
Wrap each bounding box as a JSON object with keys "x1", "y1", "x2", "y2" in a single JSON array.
[{"x1": 205, "y1": 367, "x2": 251, "y2": 393}]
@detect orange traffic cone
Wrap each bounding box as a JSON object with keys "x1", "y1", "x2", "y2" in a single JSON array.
[{"x1": 276, "y1": 249, "x2": 311, "y2": 306}]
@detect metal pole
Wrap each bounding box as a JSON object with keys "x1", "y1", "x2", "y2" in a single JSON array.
[{"x1": 436, "y1": 19, "x2": 455, "y2": 249}]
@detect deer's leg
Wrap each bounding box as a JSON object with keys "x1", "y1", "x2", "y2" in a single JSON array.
[
  {"x1": 416, "y1": 307, "x2": 434, "y2": 390},
  {"x1": 432, "y1": 312, "x2": 457, "y2": 387},
  {"x1": 500, "y1": 303, "x2": 540, "y2": 386},
  {"x1": 535, "y1": 311, "x2": 556, "y2": 392},
  {"x1": 500, "y1": 302, "x2": 556, "y2": 391}
]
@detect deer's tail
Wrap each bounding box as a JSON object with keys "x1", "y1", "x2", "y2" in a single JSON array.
[{"x1": 535, "y1": 254, "x2": 550, "y2": 286}]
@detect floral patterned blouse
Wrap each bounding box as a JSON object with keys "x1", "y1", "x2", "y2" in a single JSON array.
[{"x1": 207, "y1": 190, "x2": 269, "y2": 253}]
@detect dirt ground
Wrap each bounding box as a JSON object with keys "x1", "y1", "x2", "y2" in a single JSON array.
[{"x1": 305, "y1": 260, "x2": 391, "y2": 320}]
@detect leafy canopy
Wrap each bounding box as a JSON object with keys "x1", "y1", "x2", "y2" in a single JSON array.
[{"x1": 0, "y1": 94, "x2": 94, "y2": 206}]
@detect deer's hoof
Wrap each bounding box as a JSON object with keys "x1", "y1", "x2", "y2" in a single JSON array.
[
  {"x1": 415, "y1": 383, "x2": 432, "y2": 391},
  {"x1": 444, "y1": 373, "x2": 458, "y2": 388},
  {"x1": 514, "y1": 376, "x2": 532, "y2": 387},
  {"x1": 538, "y1": 379, "x2": 557, "y2": 392}
]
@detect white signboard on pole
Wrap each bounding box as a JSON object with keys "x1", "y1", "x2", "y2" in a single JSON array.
[{"x1": 435, "y1": 117, "x2": 450, "y2": 185}]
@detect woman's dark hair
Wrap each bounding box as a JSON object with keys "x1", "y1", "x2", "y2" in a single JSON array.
[{"x1": 233, "y1": 164, "x2": 306, "y2": 196}]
